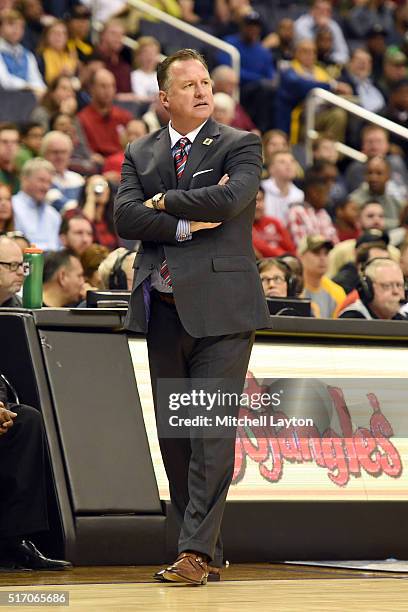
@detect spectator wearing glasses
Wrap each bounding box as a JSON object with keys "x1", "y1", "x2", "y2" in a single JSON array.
[
  {"x1": 258, "y1": 258, "x2": 290, "y2": 299},
  {"x1": 0, "y1": 235, "x2": 24, "y2": 307},
  {"x1": 338, "y1": 258, "x2": 407, "y2": 320}
]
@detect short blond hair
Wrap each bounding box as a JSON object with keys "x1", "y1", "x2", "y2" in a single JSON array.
[
  {"x1": 21, "y1": 157, "x2": 55, "y2": 178},
  {"x1": 98, "y1": 248, "x2": 136, "y2": 289}
]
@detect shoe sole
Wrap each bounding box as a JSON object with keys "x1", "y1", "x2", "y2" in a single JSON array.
[
  {"x1": 161, "y1": 570, "x2": 207, "y2": 585},
  {"x1": 154, "y1": 571, "x2": 220, "y2": 582}
]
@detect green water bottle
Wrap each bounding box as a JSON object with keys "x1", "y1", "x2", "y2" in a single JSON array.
[{"x1": 23, "y1": 247, "x2": 44, "y2": 309}]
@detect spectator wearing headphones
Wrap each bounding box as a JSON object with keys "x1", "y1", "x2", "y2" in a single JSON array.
[
  {"x1": 338, "y1": 258, "x2": 407, "y2": 320},
  {"x1": 98, "y1": 247, "x2": 136, "y2": 291},
  {"x1": 80, "y1": 243, "x2": 109, "y2": 298},
  {"x1": 328, "y1": 203, "x2": 401, "y2": 278},
  {"x1": 258, "y1": 257, "x2": 297, "y2": 299},
  {"x1": 333, "y1": 233, "x2": 391, "y2": 295}
]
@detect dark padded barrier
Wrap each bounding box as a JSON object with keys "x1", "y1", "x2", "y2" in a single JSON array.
[
  {"x1": 2, "y1": 308, "x2": 408, "y2": 564},
  {"x1": 73, "y1": 516, "x2": 167, "y2": 565},
  {"x1": 0, "y1": 309, "x2": 165, "y2": 565},
  {"x1": 39, "y1": 329, "x2": 160, "y2": 514}
]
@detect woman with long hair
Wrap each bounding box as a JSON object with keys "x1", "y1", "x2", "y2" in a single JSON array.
[
  {"x1": 37, "y1": 20, "x2": 78, "y2": 85},
  {"x1": 31, "y1": 74, "x2": 77, "y2": 129}
]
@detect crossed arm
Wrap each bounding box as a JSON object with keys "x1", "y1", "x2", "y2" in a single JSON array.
[{"x1": 114, "y1": 132, "x2": 262, "y2": 242}]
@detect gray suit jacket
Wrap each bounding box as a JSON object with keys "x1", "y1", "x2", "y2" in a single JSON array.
[{"x1": 114, "y1": 118, "x2": 271, "y2": 337}]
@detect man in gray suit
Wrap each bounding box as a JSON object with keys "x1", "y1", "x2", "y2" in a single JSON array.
[{"x1": 114, "y1": 49, "x2": 270, "y2": 585}]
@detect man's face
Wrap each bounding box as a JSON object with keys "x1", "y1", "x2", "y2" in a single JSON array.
[
  {"x1": 92, "y1": 70, "x2": 116, "y2": 107},
  {"x1": 159, "y1": 59, "x2": 214, "y2": 132},
  {"x1": 61, "y1": 218, "x2": 93, "y2": 255},
  {"x1": 302, "y1": 247, "x2": 329, "y2": 277},
  {"x1": 241, "y1": 23, "x2": 261, "y2": 44},
  {"x1": 215, "y1": 71, "x2": 238, "y2": 97},
  {"x1": 260, "y1": 264, "x2": 288, "y2": 298},
  {"x1": 0, "y1": 129, "x2": 19, "y2": 164},
  {"x1": 61, "y1": 256, "x2": 85, "y2": 303},
  {"x1": 23, "y1": 169, "x2": 53, "y2": 202},
  {"x1": 307, "y1": 183, "x2": 329, "y2": 209},
  {"x1": 384, "y1": 60, "x2": 407, "y2": 83},
  {"x1": 362, "y1": 130, "x2": 388, "y2": 157},
  {"x1": 0, "y1": 18, "x2": 24, "y2": 45},
  {"x1": 24, "y1": 126, "x2": 44, "y2": 154},
  {"x1": 296, "y1": 41, "x2": 317, "y2": 69},
  {"x1": 366, "y1": 159, "x2": 389, "y2": 194},
  {"x1": 359, "y1": 203, "x2": 385, "y2": 230},
  {"x1": 312, "y1": 1, "x2": 331, "y2": 27},
  {"x1": 126, "y1": 119, "x2": 147, "y2": 143},
  {"x1": 0, "y1": 185, "x2": 12, "y2": 223},
  {"x1": 350, "y1": 50, "x2": 372, "y2": 80},
  {"x1": 391, "y1": 85, "x2": 408, "y2": 112},
  {"x1": 101, "y1": 23, "x2": 124, "y2": 53},
  {"x1": 367, "y1": 34, "x2": 386, "y2": 55},
  {"x1": 254, "y1": 189, "x2": 265, "y2": 221},
  {"x1": 0, "y1": 240, "x2": 24, "y2": 300},
  {"x1": 316, "y1": 29, "x2": 333, "y2": 55},
  {"x1": 370, "y1": 264, "x2": 405, "y2": 319},
  {"x1": 278, "y1": 19, "x2": 294, "y2": 45},
  {"x1": 44, "y1": 137, "x2": 71, "y2": 173},
  {"x1": 314, "y1": 139, "x2": 338, "y2": 163}
]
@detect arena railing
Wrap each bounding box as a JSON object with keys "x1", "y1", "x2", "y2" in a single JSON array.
[
  {"x1": 118, "y1": 0, "x2": 241, "y2": 101},
  {"x1": 305, "y1": 87, "x2": 408, "y2": 165}
]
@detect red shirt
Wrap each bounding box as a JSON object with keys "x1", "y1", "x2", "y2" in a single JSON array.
[
  {"x1": 335, "y1": 225, "x2": 361, "y2": 242},
  {"x1": 231, "y1": 104, "x2": 256, "y2": 132},
  {"x1": 78, "y1": 104, "x2": 133, "y2": 157},
  {"x1": 253, "y1": 216, "x2": 296, "y2": 258},
  {"x1": 103, "y1": 151, "x2": 124, "y2": 175}
]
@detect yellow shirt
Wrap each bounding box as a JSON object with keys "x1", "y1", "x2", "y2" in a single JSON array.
[
  {"x1": 305, "y1": 276, "x2": 346, "y2": 319},
  {"x1": 290, "y1": 59, "x2": 332, "y2": 144},
  {"x1": 42, "y1": 48, "x2": 78, "y2": 85}
]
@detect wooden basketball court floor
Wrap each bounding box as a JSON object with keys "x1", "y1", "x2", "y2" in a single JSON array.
[{"x1": 1, "y1": 564, "x2": 408, "y2": 611}]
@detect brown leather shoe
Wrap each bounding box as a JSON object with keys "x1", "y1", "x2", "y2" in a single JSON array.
[
  {"x1": 160, "y1": 552, "x2": 209, "y2": 585},
  {"x1": 154, "y1": 564, "x2": 221, "y2": 582}
]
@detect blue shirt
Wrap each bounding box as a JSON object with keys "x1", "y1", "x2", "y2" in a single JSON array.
[
  {"x1": 218, "y1": 34, "x2": 275, "y2": 84},
  {"x1": 12, "y1": 191, "x2": 61, "y2": 251}
]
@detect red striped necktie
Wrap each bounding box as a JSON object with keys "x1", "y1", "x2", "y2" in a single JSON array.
[
  {"x1": 160, "y1": 137, "x2": 191, "y2": 288},
  {"x1": 174, "y1": 137, "x2": 190, "y2": 180}
]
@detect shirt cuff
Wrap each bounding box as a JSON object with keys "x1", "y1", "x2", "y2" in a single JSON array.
[{"x1": 176, "y1": 219, "x2": 192, "y2": 242}]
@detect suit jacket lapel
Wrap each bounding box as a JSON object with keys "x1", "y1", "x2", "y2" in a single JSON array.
[
  {"x1": 177, "y1": 118, "x2": 220, "y2": 190},
  {"x1": 153, "y1": 127, "x2": 177, "y2": 190}
]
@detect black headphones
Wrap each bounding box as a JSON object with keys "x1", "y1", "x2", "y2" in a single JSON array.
[
  {"x1": 257, "y1": 257, "x2": 299, "y2": 298},
  {"x1": 108, "y1": 250, "x2": 134, "y2": 290},
  {"x1": 358, "y1": 257, "x2": 399, "y2": 304}
]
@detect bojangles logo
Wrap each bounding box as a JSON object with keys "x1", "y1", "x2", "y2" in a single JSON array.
[{"x1": 232, "y1": 375, "x2": 403, "y2": 488}]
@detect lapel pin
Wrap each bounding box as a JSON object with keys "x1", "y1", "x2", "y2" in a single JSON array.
[{"x1": 202, "y1": 138, "x2": 213, "y2": 146}]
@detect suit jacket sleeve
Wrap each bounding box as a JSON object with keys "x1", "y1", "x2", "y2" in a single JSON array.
[
  {"x1": 114, "y1": 145, "x2": 179, "y2": 243},
  {"x1": 164, "y1": 132, "x2": 262, "y2": 223}
]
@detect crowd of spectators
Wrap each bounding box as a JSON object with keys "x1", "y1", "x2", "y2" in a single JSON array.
[{"x1": 0, "y1": 0, "x2": 408, "y2": 320}]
